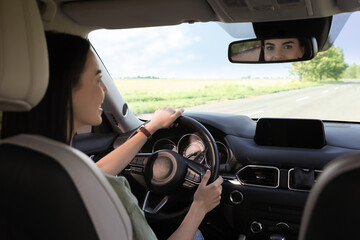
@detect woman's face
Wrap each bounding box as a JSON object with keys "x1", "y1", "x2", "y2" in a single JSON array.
[
  {"x1": 72, "y1": 50, "x2": 107, "y2": 131},
  {"x1": 264, "y1": 38, "x2": 304, "y2": 61}
]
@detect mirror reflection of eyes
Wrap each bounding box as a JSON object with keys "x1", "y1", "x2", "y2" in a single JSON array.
[{"x1": 265, "y1": 41, "x2": 296, "y2": 51}]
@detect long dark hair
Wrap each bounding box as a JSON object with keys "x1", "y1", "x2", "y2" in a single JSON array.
[{"x1": 1, "y1": 32, "x2": 90, "y2": 144}]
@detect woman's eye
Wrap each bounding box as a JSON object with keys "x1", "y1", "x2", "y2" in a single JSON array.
[
  {"x1": 284, "y1": 45, "x2": 293, "y2": 49},
  {"x1": 266, "y1": 46, "x2": 274, "y2": 51}
]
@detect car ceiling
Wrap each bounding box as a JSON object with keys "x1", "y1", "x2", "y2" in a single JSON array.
[{"x1": 40, "y1": 0, "x2": 360, "y2": 36}]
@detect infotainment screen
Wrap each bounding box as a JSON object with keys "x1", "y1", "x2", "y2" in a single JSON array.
[{"x1": 254, "y1": 118, "x2": 325, "y2": 149}]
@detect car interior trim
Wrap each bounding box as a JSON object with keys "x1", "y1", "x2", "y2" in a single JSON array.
[
  {"x1": 236, "y1": 165, "x2": 280, "y2": 189},
  {"x1": 287, "y1": 168, "x2": 323, "y2": 192}
]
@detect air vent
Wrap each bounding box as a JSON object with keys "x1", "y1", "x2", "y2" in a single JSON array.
[
  {"x1": 236, "y1": 165, "x2": 280, "y2": 188},
  {"x1": 288, "y1": 168, "x2": 322, "y2": 192}
]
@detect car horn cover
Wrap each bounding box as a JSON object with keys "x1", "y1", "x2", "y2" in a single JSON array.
[{"x1": 144, "y1": 150, "x2": 187, "y2": 193}]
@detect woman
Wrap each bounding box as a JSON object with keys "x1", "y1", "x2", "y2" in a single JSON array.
[
  {"x1": 263, "y1": 38, "x2": 305, "y2": 61},
  {"x1": 1, "y1": 32, "x2": 223, "y2": 240}
]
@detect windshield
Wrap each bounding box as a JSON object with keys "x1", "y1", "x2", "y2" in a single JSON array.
[{"x1": 89, "y1": 12, "x2": 360, "y2": 122}]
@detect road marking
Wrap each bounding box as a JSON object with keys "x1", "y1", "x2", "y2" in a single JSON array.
[
  {"x1": 296, "y1": 96, "x2": 309, "y2": 102},
  {"x1": 322, "y1": 90, "x2": 329, "y2": 93},
  {"x1": 246, "y1": 110, "x2": 264, "y2": 116}
]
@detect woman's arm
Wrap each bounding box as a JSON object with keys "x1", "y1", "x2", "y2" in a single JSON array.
[
  {"x1": 168, "y1": 170, "x2": 223, "y2": 240},
  {"x1": 96, "y1": 107, "x2": 184, "y2": 176}
]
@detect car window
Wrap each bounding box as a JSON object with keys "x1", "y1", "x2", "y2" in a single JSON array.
[{"x1": 89, "y1": 12, "x2": 360, "y2": 122}]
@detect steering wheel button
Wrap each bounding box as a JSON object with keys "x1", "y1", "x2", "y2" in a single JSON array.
[
  {"x1": 130, "y1": 166, "x2": 142, "y2": 173},
  {"x1": 183, "y1": 182, "x2": 195, "y2": 189},
  {"x1": 194, "y1": 174, "x2": 200, "y2": 182}
]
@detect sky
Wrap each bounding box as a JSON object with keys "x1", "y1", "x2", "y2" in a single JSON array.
[{"x1": 89, "y1": 12, "x2": 360, "y2": 79}]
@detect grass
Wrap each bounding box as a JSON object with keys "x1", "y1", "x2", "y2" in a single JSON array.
[
  {"x1": 0, "y1": 78, "x2": 342, "y2": 132},
  {"x1": 114, "y1": 78, "x2": 328, "y2": 115}
]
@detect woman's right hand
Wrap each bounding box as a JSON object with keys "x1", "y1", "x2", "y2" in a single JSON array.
[
  {"x1": 167, "y1": 170, "x2": 223, "y2": 240},
  {"x1": 192, "y1": 170, "x2": 223, "y2": 215}
]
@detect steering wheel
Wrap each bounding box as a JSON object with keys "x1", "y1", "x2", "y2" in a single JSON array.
[{"x1": 127, "y1": 116, "x2": 219, "y2": 220}]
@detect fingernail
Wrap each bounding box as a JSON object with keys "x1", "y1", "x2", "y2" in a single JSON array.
[{"x1": 206, "y1": 170, "x2": 210, "y2": 174}]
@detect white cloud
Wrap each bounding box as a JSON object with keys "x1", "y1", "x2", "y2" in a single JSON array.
[{"x1": 89, "y1": 25, "x2": 202, "y2": 78}]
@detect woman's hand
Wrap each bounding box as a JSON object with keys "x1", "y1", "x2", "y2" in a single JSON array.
[
  {"x1": 168, "y1": 170, "x2": 223, "y2": 240},
  {"x1": 192, "y1": 170, "x2": 223, "y2": 215},
  {"x1": 145, "y1": 107, "x2": 184, "y2": 134}
]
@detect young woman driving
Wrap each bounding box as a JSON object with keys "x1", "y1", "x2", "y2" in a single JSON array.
[{"x1": 1, "y1": 32, "x2": 223, "y2": 240}]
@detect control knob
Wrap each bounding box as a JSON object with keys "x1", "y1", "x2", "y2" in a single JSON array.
[{"x1": 250, "y1": 221, "x2": 263, "y2": 234}]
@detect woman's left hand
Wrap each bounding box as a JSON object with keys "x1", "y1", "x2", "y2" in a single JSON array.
[{"x1": 145, "y1": 107, "x2": 184, "y2": 134}]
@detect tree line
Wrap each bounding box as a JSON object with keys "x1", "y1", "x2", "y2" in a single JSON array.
[
  {"x1": 342, "y1": 63, "x2": 360, "y2": 79},
  {"x1": 291, "y1": 46, "x2": 360, "y2": 81}
]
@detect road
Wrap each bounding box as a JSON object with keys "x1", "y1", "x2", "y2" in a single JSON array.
[{"x1": 186, "y1": 81, "x2": 360, "y2": 122}]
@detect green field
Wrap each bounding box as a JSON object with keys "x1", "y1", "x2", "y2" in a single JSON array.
[
  {"x1": 0, "y1": 78, "x2": 334, "y2": 131},
  {"x1": 114, "y1": 78, "x2": 327, "y2": 115}
]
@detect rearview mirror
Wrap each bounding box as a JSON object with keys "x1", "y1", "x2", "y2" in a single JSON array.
[{"x1": 228, "y1": 37, "x2": 317, "y2": 63}]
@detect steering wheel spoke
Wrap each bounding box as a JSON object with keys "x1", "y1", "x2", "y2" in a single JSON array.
[
  {"x1": 129, "y1": 153, "x2": 152, "y2": 175},
  {"x1": 142, "y1": 191, "x2": 169, "y2": 214},
  {"x1": 183, "y1": 161, "x2": 207, "y2": 189},
  {"x1": 183, "y1": 170, "x2": 201, "y2": 189}
]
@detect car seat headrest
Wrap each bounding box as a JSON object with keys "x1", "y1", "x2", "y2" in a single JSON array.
[{"x1": 0, "y1": 0, "x2": 48, "y2": 111}]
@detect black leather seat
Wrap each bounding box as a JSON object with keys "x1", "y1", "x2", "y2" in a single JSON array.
[
  {"x1": 299, "y1": 151, "x2": 360, "y2": 240},
  {"x1": 0, "y1": 0, "x2": 132, "y2": 239},
  {"x1": 0, "y1": 140, "x2": 98, "y2": 239}
]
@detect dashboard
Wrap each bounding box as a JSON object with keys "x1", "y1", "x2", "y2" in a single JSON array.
[
  {"x1": 182, "y1": 112, "x2": 360, "y2": 239},
  {"x1": 74, "y1": 112, "x2": 360, "y2": 240},
  {"x1": 137, "y1": 112, "x2": 360, "y2": 239}
]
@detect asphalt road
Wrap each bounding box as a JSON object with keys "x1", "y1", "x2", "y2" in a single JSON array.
[{"x1": 186, "y1": 80, "x2": 360, "y2": 122}]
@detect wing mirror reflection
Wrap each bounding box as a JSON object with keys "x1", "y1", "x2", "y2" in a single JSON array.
[{"x1": 228, "y1": 37, "x2": 317, "y2": 63}]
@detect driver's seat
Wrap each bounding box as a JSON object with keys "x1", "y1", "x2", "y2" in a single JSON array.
[{"x1": 0, "y1": 0, "x2": 132, "y2": 239}]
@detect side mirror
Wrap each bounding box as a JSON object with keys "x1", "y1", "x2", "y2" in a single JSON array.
[{"x1": 228, "y1": 37, "x2": 318, "y2": 63}]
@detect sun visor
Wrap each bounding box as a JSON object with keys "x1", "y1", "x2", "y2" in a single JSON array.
[{"x1": 207, "y1": 0, "x2": 317, "y2": 22}]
